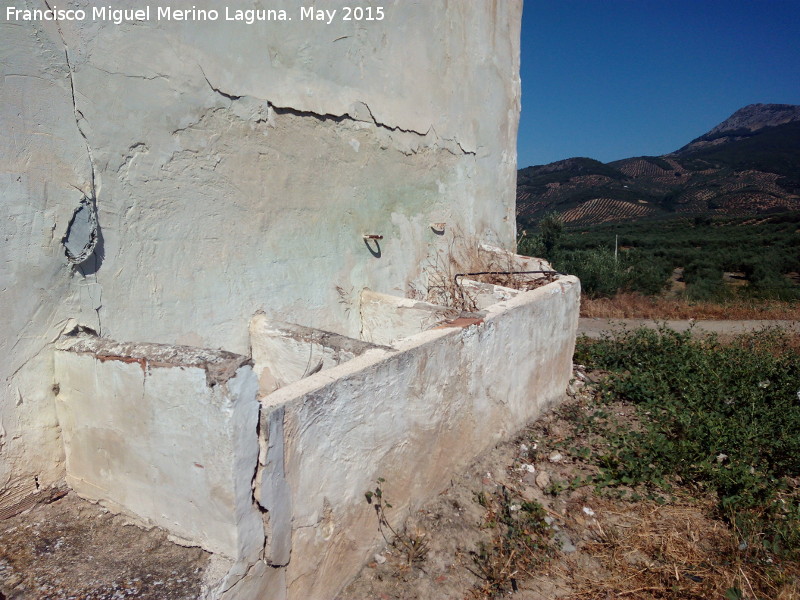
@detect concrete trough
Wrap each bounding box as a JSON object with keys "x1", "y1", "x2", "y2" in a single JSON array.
[
  {"x1": 52, "y1": 272, "x2": 580, "y2": 599},
  {"x1": 53, "y1": 330, "x2": 264, "y2": 564},
  {"x1": 249, "y1": 314, "x2": 388, "y2": 396},
  {"x1": 251, "y1": 275, "x2": 580, "y2": 599}
]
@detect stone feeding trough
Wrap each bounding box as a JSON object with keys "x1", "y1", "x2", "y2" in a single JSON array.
[
  {"x1": 52, "y1": 253, "x2": 580, "y2": 600},
  {"x1": 249, "y1": 316, "x2": 390, "y2": 396}
]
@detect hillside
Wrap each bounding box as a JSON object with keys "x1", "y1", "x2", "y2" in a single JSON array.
[{"x1": 517, "y1": 104, "x2": 800, "y2": 228}]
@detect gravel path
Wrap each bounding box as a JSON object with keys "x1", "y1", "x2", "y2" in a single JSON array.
[{"x1": 578, "y1": 318, "x2": 798, "y2": 338}]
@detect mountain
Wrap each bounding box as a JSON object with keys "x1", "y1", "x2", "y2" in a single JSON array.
[{"x1": 517, "y1": 104, "x2": 800, "y2": 228}]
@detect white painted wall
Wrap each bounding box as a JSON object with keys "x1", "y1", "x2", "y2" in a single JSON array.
[{"x1": 0, "y1": 1, "x2": 523, "y2": 512}]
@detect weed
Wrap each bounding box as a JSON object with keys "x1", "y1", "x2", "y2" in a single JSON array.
[
  {"x1": 467, "y1": 486, "x2": 552, "y2": 597},
  {"x1": 724, "y1": 587, "x2": 744, "y2": 600},
  {"x1": 474, "y1": 491, "x2": 489, "y2": 509},
  {"x1": 365, "y1": 478, "x2": 429, "y2": 567},
  {"x1": 425, "y1": 229, "x2": 557, "y2": 312},
  {"x1": 544, "y1": 480, "x2": 567, "y2": 496}
]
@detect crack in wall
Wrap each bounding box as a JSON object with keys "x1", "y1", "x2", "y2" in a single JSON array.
[
  {"x1": 171, "y1": 107, "x2": 226, "y2": 137},
  {"x1": 249, "y1": 400, "x2": 272, "y2": 567},
  {"x1": 257, "y1": 405, "x2": 292, "y2": 567},
  {"x1": 198, "y1": 68, "x2": 476, "y2": 156},
  {"x1": 270, "y1": 104, "x2": 348, "y2": 124},
  {"x1": 42, "y1": 0, "x2": 97, "y2": 199},
  {"x1": 41, "y1": 1, "x2": 106, "y2": 336},
  {"x1": 199, "y1": 65, "x2": 242, "y2": 101},
  {"x1": 89, "y1": 65, "x2": 168, "y2": 81}
]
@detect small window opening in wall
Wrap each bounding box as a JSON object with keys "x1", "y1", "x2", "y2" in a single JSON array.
[{"x1": 63, "y1": 198, "x2": 98, "y2": 265}]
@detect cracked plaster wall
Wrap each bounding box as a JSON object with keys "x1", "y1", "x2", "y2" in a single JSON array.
[
  {"x1": 257, "y1": 278, "x2": 580, "y2": 599},
  {"x1": 0, "y1": 0, "x2": 522, "y2": 511}
]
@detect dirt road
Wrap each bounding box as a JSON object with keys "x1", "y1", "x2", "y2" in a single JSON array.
[{"x1": 578, "y1": 318, "x2": 797, "y2": 338}]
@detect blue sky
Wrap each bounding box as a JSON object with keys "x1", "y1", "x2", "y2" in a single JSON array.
[{"x1": 516, "y1": 0, "x2": 800, "y2": 168}]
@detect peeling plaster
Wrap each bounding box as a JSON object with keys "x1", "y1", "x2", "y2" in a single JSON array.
[
  {"x1": 56, "y1": 328, "x2": 253, "y2": 387},
  {"x1": 62, "y1": 198, "x2": 98, "y2": 264},
  {"x1": 259, "y1": 406, "x2": 293, "y2": 567},
  {"x1": 199, "y1": 68, "x2": 474, "y2": 158}
]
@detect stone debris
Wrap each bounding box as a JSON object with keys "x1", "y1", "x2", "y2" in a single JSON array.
[
  {"x1": 554, "y1": 530, "x2": 577, "y2": 553},
  {"x1": 535, "y1": 471, "x2": 551, "y2": 489}
]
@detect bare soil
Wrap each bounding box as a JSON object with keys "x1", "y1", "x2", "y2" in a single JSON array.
[
  {"x1": 0, "y1": 493, "x2": 209, "y2": 599},
  {"x1": 577, "y1": 317, "x2": 799, "y2": 339}
]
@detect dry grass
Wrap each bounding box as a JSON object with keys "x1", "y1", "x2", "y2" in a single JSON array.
[
  {"x1": 424, "y1": 233, "x2": 556, "y2": 312},
  {"x1": 581, "y1": 292, "x2": 800, "y2": 320},
  {"x1": 423, "y1": 237, "x2": 483, "y2": 312},
  {"x1": 551, "y1": 496, "x2": 800, "y2": 600},
  {"x1": 465, "y1": 487, "x2": 553, "y2": 599}
]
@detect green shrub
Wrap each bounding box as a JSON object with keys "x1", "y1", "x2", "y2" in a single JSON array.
[
  {"x1": 558, "y1": 248, "x2": 623, "y2": 297},
  {"x1": 521, "y1": 214, "x2": 800, "y2": 301},
  {"x1": 555, "y1": 248, "x2": 670, "y2": 298},
  {"x1": 576, "y1": 327, "x2": 800, "y2": 556}
]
